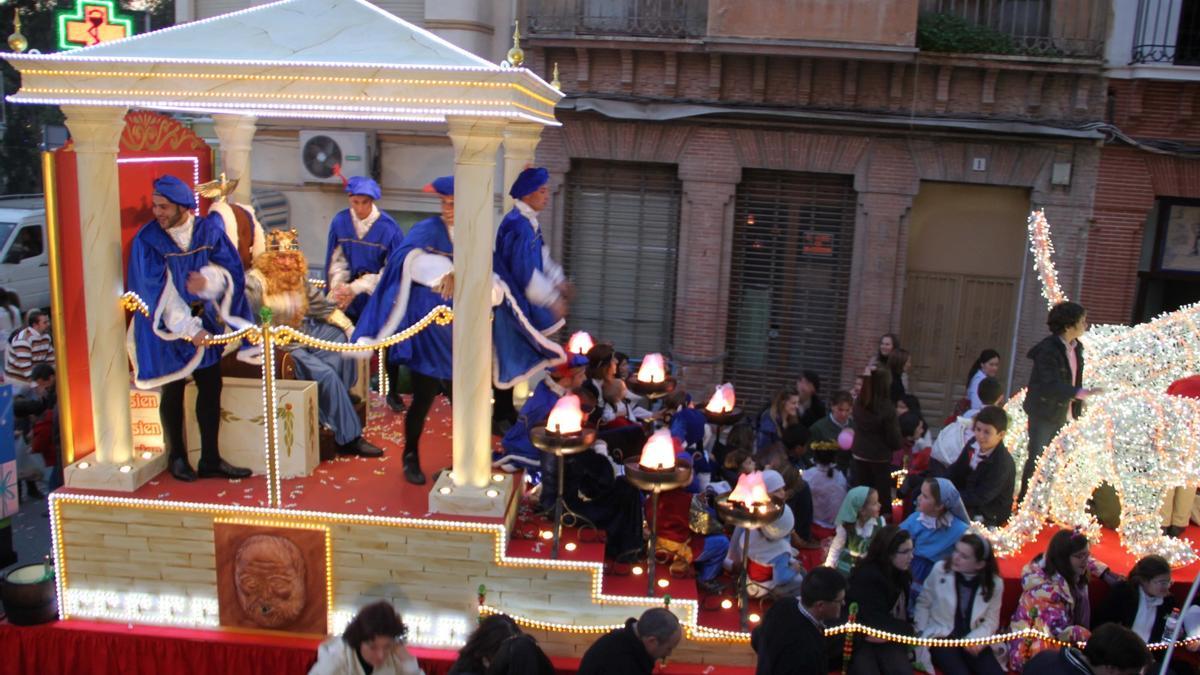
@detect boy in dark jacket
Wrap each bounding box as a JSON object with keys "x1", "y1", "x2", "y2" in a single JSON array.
[
  {"x1": 1020, "y1": 301, "x2": 1100, "y2": 500},
  {"x1": 947, "y1": 405, "x2": 1016, "y2": 527}
]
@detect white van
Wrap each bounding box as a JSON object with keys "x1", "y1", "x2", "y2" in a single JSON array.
[{"x1": 0, "y1": 195, "x2": 50, "y2": 311}]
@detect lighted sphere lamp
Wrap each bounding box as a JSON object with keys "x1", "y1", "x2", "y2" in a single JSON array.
[
  {"x1": 715, "y1": 471, "x2": 784, "y2": 630},
  {"x1": 623, "y1": 429, "x2": 694, "y2": 597},
  {"x1": 628, "y1": 353, "x2": 674, "y2": 401},
  {"x1": 530, "y1": 394, "x2": 597, "y2": 559}
]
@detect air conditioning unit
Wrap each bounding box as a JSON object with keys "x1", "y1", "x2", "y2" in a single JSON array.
[{"x1": 298, "y1": 130, "x2": 370, "y2": 184}]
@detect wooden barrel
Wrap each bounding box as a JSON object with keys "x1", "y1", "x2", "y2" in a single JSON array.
[{"x1": 1, "y1": 564, "x2": 57, "y2": 625}]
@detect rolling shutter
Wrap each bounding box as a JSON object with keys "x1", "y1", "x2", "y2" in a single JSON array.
[
  {"x1": 725, "y1": 170, "x2": 857, "y2": 410},
  {"x1": 561, "y1": 160, "x2": 682, "y2": 358}
]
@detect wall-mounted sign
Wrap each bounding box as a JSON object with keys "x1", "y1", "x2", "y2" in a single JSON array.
[{"x1": 57, "y1": 0, "x2": 133, "y2": 51}]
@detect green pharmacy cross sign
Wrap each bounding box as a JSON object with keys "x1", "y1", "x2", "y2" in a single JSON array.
[{"x1": 57, "y1": 0, "x2": 134, "y2": 51}]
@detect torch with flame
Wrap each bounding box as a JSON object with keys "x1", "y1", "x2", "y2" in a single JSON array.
[
  {"x1": 727, "y1": 471, "x2": 771, "y2": 508},
  {"x1": 567, "y1": 331, "x2": 594, "y2": 356},
  {"x1": 546, "y1": 395, "x2": 583, "y2": 435},
  {"x1": 637, "y1": 353, "x2": 667, "y2": 384},
  {"x1": 638, "y1": 429, "x2": 677, "y2": 471},
  {"x1": 705, "y1": 383, "x2": 736, "y2": 414}
]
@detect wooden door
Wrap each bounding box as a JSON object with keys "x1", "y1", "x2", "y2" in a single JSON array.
[{"x1": 900, "y1": 272, "x2": 1016, "y2": 425}]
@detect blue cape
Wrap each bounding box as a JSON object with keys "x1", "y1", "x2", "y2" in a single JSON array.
[
  {"x1": 493, "y1": 206, "x2": 564, "y2": 335},
  {"x1": 126, "y1": 213, "x2": 254, "y2": 388},
  {"x1": 352, "y1": 215, "x2": 565, "y2": 387},
  {"x1": 323, "y1": 208, "x2": 403, "y2": 320}
]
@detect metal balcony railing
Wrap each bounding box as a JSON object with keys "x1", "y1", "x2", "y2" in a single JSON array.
[
  {"x1": 1131, "y1": 0, "x2": 1200, "y2": 65},
  {"x1": 524, "y1": 0, "x2": 707, "y2": 39},
  {"x1": 918, "y1": 0, "x2": 1106, "y2": 58}
]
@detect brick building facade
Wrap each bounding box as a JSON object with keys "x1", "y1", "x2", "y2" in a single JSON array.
[{"x1": 524, "y1": 0, "x2": 1109, "y2": 415}]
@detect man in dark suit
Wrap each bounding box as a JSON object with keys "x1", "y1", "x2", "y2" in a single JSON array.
[
  {"x1": 752, "y1": 566, "x2": 846, "y2": 675},
  {"x1": 1020, "y1": 301, "x2": 1100, "y2": 500}
]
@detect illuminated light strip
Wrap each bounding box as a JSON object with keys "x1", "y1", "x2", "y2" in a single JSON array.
[
  {"x1": 49, "y1": 496, "x2": 69, "y2": 620},
  {"x1": 63, "y1": 589, "x2": 469, "y2": 646},
  {"x1": 481, "y1": 603, "x2": 1200, "y2": 651},
  {"x1": 1027, "y1": 208, "x2": 1066, "y2": 310},
  {"x1": 20, "y1": 69, "x2": 559, "y2": 108},
  {"x1": 5, "y1": 97, "x2": 561, "y2": 126},
  {"x1": 117, "y1": 156, "x2": 201, "y2": 215},
  {"x1": 19, "y1": 87, "x2": 556, "y2": 120},
  {"x1": 9, "y1": 93, "x2": 549, "y2": 118},
  {"x1": 2, "y1": 49, "x2": 540, "y2": 72}
]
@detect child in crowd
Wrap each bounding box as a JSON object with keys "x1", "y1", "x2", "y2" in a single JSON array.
[
  {"x1": 727, "y1": 470, "x2": 805, "y2": 599},
  {"x1": 756, "y1": 444, "x2": 818, "y2": 549},
  {"x1": 913, "y1": 533, "x2": 1006, "y2": 675},
  {"x1": 846, "y1": 526, "x2": 915, "y2": 675},
  {"x1": 900, "y1": 478, "x2": 970, "y2": 588},
  {"x1": 809, "y1": 389, "x2": 854, "y2": 473},
  {"x1": 1094, "y1": 555, "x2": 1183, "y2": 646},
  {"x1": 896, "y1": 411, "x2": 931, "y2": 473},
  {"x1": 795, "y1": 370, "x2": 827, "y2": 428},
  {"x1": 663, "y1": 389, "x2": 714, "y2": 485},
  {"x1": 931, "y1": 376, "x2": 1004, "y2": 473},
  {"x1": 599, "y1": 378, "x2": 653, "y2": 428},
  {"x1": 495, "y1": 356, "x2": 588, "y2": 496},
  {"x1": 1007, "y1": 529, "x2": 1120, "y2": 670},
  {"x1": 803, "y1": 445, "x2": 848, "y2": 538},
  {"x1": 947, "y1": 406, "x2": 1015, "y2": 527},
  {"x1": 850, "y1": 368, "x2": 902, "y2": 510},
  {"x1": 825, "y1": 486, "x2": 885, "y2": 576},
  {"x1": 721, "y1": 447, "x2": 756, "y2": 486},
  {"x1": 757, "y1": 387, "x2": 801, "y2": 451},
  {"x1": 644, "y1": 437, "x2": 730, "y2": 594},
  {"x1": 887, "y1": 348, "x2": 911, "y2": 403}
]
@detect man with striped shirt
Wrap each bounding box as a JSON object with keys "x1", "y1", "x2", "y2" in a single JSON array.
[{"x1": 5, "y1": 310, "x2": 54, "y2": 390}]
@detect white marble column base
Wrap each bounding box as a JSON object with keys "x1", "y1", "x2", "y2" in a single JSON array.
[
  {"x1": 427, "y1": 471, "x2": 517, "y2": 521},
  {"x1": 63, "y1": 453, "x2": 166, "y2": 492}
]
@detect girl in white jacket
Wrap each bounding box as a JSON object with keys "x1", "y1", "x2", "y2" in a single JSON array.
[
  {"x1": 309, "y1": 601, "x2": 424, "y2": 675},
  {"x1": 913, "y1": 533, "x2": 1005, "y2": 675}
]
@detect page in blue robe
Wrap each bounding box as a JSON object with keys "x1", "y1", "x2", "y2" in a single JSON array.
[
  {"x1": 493, "y1": 207, "x2": 564, "y2": 335},
  {"x1": 354, "y1": 216, "x2": 565, "y2": 388},
  {"x1": 353, "y1": 216, "x2": 454, "y2": 381},
  {"x1": 126, "y1": 213, "x2": 254, "y2": 389},
  {"x1": 495, "y1": 379, "x2": 560, "y2": 471},
  {"x1": 323, "y1": 208, "x2": 403, "y2": 320}
]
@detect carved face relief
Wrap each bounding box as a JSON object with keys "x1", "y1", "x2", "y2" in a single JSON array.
[{"x1": 233, "y1": 534, "x2": 306, "y2": 628}]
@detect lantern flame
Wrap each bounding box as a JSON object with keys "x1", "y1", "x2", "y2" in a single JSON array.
[
  {"x1": 727, "y1": 471, "x2": 770, "y2": 507},
  {"x1": 567, "y1": 331, "x2": 594, "y2": 356},
  {"x1": 638, "y1": 429, "x2": 677, "y2": 471},
  {"x1": 546, "y1": 395, "x2": 583, "y2": 435},
  {"x1": 705, "y1": 383, "x2": 736, "y2": 414},
  {"x1": 637, "y1": 353, "x2": 666, "y2": 383}
]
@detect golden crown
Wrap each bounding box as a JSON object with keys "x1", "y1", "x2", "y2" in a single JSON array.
[{"x1": 266, "y1": 228, "x2": 301, "y2": 252}]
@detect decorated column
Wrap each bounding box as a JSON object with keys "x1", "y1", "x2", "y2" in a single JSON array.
[
  {"x1": 501, "y1": 123, "x2": 543, "y2": 214},
  {"x1": 59, "y1": 106, "x2": 137, "y2": 473},
  {"x1": 212, "y1": 114, "x2": 257, "y2": 204},
  {"x1": 446, "y1": 117, "x2": 506, "y2": 490}
]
